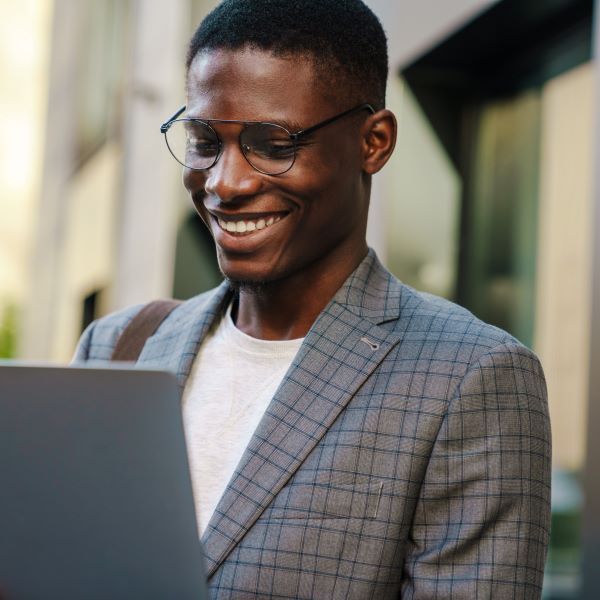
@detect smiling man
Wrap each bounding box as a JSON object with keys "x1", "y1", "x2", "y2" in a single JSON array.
[
  {"x1": 75, "y1": 0, "x2": 552, "y2": 598},
  {"x1": 180, "y1": 47, "x2": 379, "y2": 337}
]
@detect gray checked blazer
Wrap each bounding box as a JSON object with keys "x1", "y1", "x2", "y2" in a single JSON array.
[{"x1": 74, "y1": 250, "x2": 551, "y2": 599}]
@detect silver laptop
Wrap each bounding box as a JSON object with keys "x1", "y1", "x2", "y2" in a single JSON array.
[{"x1": 0, "y1": 363, "x2": 208, "y2": 600}]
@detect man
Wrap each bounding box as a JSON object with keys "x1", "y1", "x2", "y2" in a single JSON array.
[{"x1": 75, "y1": 0, "x2": 552, "y2": 597}]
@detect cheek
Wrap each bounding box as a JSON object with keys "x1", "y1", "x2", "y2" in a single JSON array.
[
  {"x1": 183, "y1": 169, "x2": 206, "y2": 206},
  {"x1": 288, "y1": 183, "x2": 363, "y2": 252},
  {"x1": 292, "y1": 156, "x2": 361, "y2": 217},
  {"x1": 182, "y1": 168, "x2": 198, "y2": 194}
]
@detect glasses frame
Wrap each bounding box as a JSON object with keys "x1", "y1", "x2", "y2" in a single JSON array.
[{"x1": 160, "y1": 103, "x2": 375, "y2": 175}]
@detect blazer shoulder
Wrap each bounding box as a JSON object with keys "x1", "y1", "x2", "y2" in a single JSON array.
[
  {"x1": 343, "y1": 253, "x2": 519, "y2": 356},
  {"x1": 387, "y1": 281, "x2": 534, "y2": 365},
  {"x1": 72, "y1": 285, "x2": 225, "y2": 362}
]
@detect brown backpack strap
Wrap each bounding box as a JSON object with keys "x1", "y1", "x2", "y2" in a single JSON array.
[{"x1": 111, "y1": 299, "x2": 182, "y2": 362}]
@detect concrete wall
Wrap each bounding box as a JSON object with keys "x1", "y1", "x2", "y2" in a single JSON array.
[
  {"x1": 21, "y1": 0, "x2": 90, "y2": 360},
  {"x1": 534, "y1": 63, "x2": 595, "y2": 472},
  {"x1": 111, "y1": 0, "x2": 192, "y2": 310},
  {"x1": 367, "y1": 0, "x2": 498, "y2": 70},
  {"x1": 364, "y1": 0, "x2": 499, "y2": 264}
]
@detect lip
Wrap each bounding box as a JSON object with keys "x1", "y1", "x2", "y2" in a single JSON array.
[{"x1": 208, "y1": 210, "x2": 292, "y2": 252}]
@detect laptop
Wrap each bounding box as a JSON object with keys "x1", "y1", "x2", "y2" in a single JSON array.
[{"x1": 0, "y1": 363, "x2": 208, "y2": 599}]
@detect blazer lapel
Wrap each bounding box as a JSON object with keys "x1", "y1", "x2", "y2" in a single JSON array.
[
  {"x1": 136, "y1": 281, "x2": 232, "y2": 388},
  {"x1": 201, "y1": 251, "x2": 403, "y2": 577}
]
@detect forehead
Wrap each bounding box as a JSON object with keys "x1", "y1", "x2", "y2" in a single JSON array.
[{"x1": 185, "y1": 48, "x2": 338, "y2": 123}]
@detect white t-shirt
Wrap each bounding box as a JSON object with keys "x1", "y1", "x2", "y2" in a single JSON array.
[{"x1": 182, "y1": 305, "x2": 303, "y2": 535}]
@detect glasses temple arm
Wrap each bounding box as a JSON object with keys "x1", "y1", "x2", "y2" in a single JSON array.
[
  {"x1": 291, "y1": 103, "x2": 375, "y2": 140},
  {"x1": 160, "y1": 105, "x2": 187, "y2": 133}
]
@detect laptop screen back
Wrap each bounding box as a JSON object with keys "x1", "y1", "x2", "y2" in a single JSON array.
[{"x1": 0, "y1": 364, "x2": 207, "y2": 600}]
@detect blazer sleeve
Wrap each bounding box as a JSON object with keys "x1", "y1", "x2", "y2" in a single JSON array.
[{"x1": 401, "y1": 341, "x2": 552, "y2": 599}]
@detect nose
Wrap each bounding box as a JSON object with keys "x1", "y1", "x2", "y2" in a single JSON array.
[{"x1": 200, "y1": 139, "x2": 263, "y2": 203}]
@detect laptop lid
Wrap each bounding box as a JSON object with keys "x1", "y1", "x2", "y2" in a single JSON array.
[{"x1": 0, "y1": 364, "x2": 208, "y2": 600}]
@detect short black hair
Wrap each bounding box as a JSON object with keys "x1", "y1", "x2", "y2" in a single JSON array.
[{"x1": 186, "y1": 0, "x2": 388, "y2": 109}]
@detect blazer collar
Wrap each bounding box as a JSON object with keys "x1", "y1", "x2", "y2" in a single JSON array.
[{"x1": 332, "y1": 248, "x2": 405, "y2": 324}]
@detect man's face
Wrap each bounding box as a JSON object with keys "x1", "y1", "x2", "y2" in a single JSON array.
[{"x1": 183, "y1": 48, "x2": 370, "y2": 286}]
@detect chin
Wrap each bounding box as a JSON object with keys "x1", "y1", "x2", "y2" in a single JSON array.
[
  {"x1": 219, "y1": 262, "x2": 275, "y2": 289},
  {"x1": 217, "y1": 252, "x2": 285, "y2": 287}
]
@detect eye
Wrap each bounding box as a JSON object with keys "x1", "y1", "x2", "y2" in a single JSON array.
[
  {"x1": 187, "y1": 135, "x2": 219, "y2": 157},
  {"x1": 241, "y1": 124, "x2": 295, "y2": 161},
  {"x1": 185, "y1": 123, "x2": 219, "y2": 157},
  {"x1": 255, "y1": 140, "x2": 295, "y2": 159}
]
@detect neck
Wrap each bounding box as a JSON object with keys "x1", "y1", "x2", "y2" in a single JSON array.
[{"x1": 232, "y1": 244, "x2": 368, "y2": 340}]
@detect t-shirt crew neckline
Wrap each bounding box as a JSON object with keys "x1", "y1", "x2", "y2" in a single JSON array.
[{"x1": 222, "y1": 302, "x2": 305, "y2": 357}]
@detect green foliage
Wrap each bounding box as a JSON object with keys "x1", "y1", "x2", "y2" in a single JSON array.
[{"x1": 0, "y1": 302, "x2": 18, "y2": 359}]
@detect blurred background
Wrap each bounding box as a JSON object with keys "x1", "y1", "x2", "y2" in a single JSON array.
[{"x1": 1, "y1": 0, "x2": 599, "y2": 596}]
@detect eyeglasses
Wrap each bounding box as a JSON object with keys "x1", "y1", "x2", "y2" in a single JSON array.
[{"x1": 160, "y1": 103, "x2": 375, "y2": 176}]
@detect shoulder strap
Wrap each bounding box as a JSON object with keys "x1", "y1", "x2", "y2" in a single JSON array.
[{"x1": 111, "y1": 299, "x2": 182, "y2": 362}]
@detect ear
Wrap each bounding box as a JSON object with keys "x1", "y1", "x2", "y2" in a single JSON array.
[{"x1": 360, "y1": 109, "x2": 397, "y2": 175}]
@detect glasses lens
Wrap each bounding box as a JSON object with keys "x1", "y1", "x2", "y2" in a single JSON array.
[
  {"x1": 240, "y1": 123, "x2": 295, "y2": 175},
  {"x1": 165, "y1": 120, "x2": 219, "y2": 170}
]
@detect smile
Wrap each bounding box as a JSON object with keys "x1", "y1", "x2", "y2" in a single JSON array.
[{"x1": 215, "y1": 214, "x2": 286, "y2": 235}]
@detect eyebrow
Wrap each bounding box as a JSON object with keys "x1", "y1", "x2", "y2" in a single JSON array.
[{"x1": 280, "y1": 121, "x2": 305, "y2": 132}]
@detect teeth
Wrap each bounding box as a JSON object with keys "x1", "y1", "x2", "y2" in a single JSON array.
[{"x1": 217, "y1": 215, "x2": 284, "y2": 234}]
